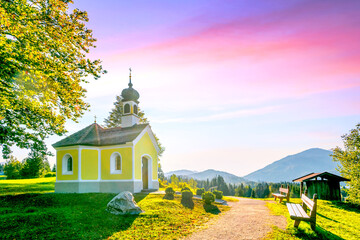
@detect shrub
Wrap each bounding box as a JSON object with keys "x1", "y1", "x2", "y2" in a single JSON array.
[
  {"x1": 44, "y1": 172, "x2": 56, "y2": 178},
  {"x1": 202, "y1": 191, "x2": 215, "y2": 205},
  {"x1": 163, "y1": 187, "x2": 175, "y2": 200},
  {"x1": 196, "y1": 188, "x2": 205, "y2": 196},
  {"x1": 181, "y1": 190, "x2": 194, "y2": 209},
  {"x1": 181, "y1": 186, "x2": 191, "y2": 192},
  {"x1": 213, "y1": 190, "x2": 223, "y2": 199},
  {"x1": 4, "y1": 156, "x2": 22, "y2": 179}
]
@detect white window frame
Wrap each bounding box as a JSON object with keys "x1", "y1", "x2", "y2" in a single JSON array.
[
  {"x1": 62, "y1": 153, "x2": 73, "y2": 175},
  {"x1": 110, "y1": 152, "x2": 122, "y2": 174}
]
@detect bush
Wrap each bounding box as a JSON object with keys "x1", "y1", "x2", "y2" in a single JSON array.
[
  {"x1": 213, "y1": 190, "x2": 223, "y2": 199},
  {"x1": 196, "y1": 188, "x2": 205, "y2": 196},
  {"x1": 202, "y1": 191, "x2": 215, "y2": 205},
  {"x1": 163, "y1": 187, "x2": 175, "y2": 200},
  {"x1": 44, "y1": 172, "x2": 56, "y2": 178},
  {"x1": 4, "y1": 156, "x2": 22, "y2": 179},
  {"x1": 181, "y1": 190, "x2": 194, "y2": 209},
  {"x1": 181, "y1": 187, "x2": 191, "y2": 192}
]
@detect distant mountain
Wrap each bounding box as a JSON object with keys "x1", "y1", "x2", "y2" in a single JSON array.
[
  {"x1": 164, "y1": 169, "x2": 198, "y2": 177},
  {"x1": 188, "y1": 169, "x2": 248, "y2": 184},
  {"x1": 165, "y1": 169, "x2": 248, "y2": 184},
  {"x1": 244, "y1": 148, "x2": 338, "y2": 182}
]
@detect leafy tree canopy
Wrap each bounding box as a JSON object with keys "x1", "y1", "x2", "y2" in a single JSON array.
[
  {"x1": 332, "y1": 123, "x2": 360, "y2": 205},
  {"x1": 0, "y1": 0, "x2": 105, "y2": 158}
]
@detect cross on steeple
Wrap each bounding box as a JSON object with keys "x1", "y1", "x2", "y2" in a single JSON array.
[{"x1": 128, "y1": 67, "x2": 133, "y2": 87}]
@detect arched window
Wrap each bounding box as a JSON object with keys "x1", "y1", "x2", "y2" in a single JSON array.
[
  {"x1": 110, "y1": 152, "x2": 122, "y2": 174},
  {"x1": 134, "y1": 105, "x2": 138, "y2": 114},
  {"x1": 62, "y1": 154, "x2": 73, "y2": 175},
  {"x1": 115, "y1": 155, "x2": 121, "y2": 171},
  {"x1": 67, "y1": 157, "x2": 73, "y2": 172},
  {"x1": 124, "y1": 104, "x2": 130, "y2": 114}
]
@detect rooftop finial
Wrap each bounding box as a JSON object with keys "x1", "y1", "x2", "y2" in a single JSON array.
[
  {"x1": 129, "y1": 67, "x2": 133, "y2": 88},
  {"x1": 94, "y1": 115, "x2": 97, "y2": 123}
]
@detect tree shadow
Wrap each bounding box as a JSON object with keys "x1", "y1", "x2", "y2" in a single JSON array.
[
  {"x1": 317, "y1": 213, "x2": 339, "y2": 223},
  {"x1": 294, "y1": 225, "x2": 345, "y2": 240},
  {"x1": 203, "y1": 203, "x2": 221, "y2": 214},
  {"x1": 0, "y1": 192, "x2": 147, "y2": 239},
  {"x1": 328, "y1": 201, "x2": 360, "y2": 214},
  {"x1": 133, "y1": 192, "x2": 149, "y2": 203}
]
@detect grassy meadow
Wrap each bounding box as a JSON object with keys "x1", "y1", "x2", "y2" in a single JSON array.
[
  {"x1": 265, "y1": 198, "x2": 360, "y2": 240},
  {"x1": 0, "y1": 177, "x2": 229, "y2": 240},
  {"x1": 0, "y1": 177, "x2": 56, "y2": 195}
]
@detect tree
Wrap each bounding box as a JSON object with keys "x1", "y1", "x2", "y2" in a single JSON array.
[
  {"x1": 0, "y1": 0, "x2": 106, "y2": 159},
  {"x1": 158, "y1": 163, "x2": 164, "y2": 180},
  {"x1": 170, "y1": 174, "x2": 179, "y2": 187},
  {"x1": 332, "y1": 123, "x2": 360, "y2": 204},
  {"x1": 4, "y1": 155, "x2": 22, "y2": 179},
  {"x1": 20, "y1": 151, "x2": 49, "y2": 178},
  {"x1": 52, "y1": 164, "x2": 56, "y2": 172},
  {"x1": 189, "y1": 178, "x2": 197, "y2": 189},
  {"x1": 104, "y1": 96, "x2": 148, "y2": 128},
  {"x1": 251, "y1": 189, "x2": 256, "y2": 198}
]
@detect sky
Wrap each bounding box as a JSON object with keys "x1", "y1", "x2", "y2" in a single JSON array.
[{"x1": 8, "y1": 0, "x2": 360, "y2": 176}]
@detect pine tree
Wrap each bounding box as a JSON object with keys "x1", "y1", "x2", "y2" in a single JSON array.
[{"x1": 103, "y1": 96, "x2": 147, "y2": 128}]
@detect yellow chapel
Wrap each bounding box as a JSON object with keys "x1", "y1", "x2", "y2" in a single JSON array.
[{"x1": 52, "y1": 72, "x2": 160, "y2": 193}]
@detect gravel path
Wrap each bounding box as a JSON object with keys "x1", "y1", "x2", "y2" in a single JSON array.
[{"x1": 186, "y1": 197, "x2": 286, "y2": 240}]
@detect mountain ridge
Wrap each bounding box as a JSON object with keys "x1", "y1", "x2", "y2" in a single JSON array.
[{"x1": 165, "y1": 148, "x2": 339, "y2": 183}]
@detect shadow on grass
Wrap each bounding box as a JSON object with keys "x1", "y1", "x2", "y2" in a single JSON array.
[
  {"x1": 317, "y1": 213, "x2": 340, "y2": 223},
  {"x1": 0, "y1": 192, "x2": 147, "y2": 239},
  {"x1": 328, "y1": 201, "x2": 360, "y2": 214},
  {"x1": 293, "y1": 225, "x2": 345, "y2": 240},
  {"x1": 203, "y1": 203, "x2": 221, "y2": 214}
]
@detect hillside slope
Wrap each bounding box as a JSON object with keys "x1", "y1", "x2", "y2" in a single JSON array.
[
  {"x1": 165, "y1": 169, "x2": 248, "y2": 184},
  {"x1": 244, "y1": 148, "x2": 338, "y2": 182}
]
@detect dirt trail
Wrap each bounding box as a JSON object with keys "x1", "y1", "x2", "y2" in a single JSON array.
[{"x1": 186, "y1": 197, "x2": 286, "y2": 240}]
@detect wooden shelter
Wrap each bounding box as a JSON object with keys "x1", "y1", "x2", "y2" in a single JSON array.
[{"x1": 293, "y1": 172, "x2": 349, "y2": 200}]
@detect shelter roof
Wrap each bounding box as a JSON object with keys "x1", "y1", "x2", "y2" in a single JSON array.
[
  {"x1": 292, "y1": 172, "x2": 350, "y2": 182},
  {"x1": 53, "y1": 123, "x2": 149, "y2": 148}
]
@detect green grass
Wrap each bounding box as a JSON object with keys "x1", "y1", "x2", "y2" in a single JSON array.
[
  {"x1": 0, "y1": 175, "x2": 6, "y2": 180},
  {"x1": 0, "y1": 177, "x2": 56, "y2": 195},
  {"x1": 0, "y1": 178, "x2": 229, "y2": 239},
  {"x1": 265, "y1": 198, "x2": 360, "y2": 240}
]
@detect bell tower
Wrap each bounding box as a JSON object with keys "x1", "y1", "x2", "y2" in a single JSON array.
[{"x1": 121, "y1": 68, "x2": 140, "y2": 128}]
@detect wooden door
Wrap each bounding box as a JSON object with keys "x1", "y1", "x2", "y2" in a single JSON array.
[{"x1": 142, "y1": 157, "x2": 148, "y2": 189}]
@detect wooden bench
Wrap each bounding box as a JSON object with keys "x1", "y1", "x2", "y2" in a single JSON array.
[
  {"x1": 272, "y1": 185, "x2": 290, "y2": 203},
  {"x1": 286, "y1": 193, "x2": 318, "y2": 230}
]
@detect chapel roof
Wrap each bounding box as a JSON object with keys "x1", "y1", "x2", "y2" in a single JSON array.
[
  {"x1": 52, "y1": 123, "x2": 149, "y2": 148},
  {"x1": 292, "y1": 171, "x2": 350, "y2": 183}
]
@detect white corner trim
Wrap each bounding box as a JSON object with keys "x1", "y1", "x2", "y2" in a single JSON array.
[
  {"x1": 98, "y1": 149, "x2": 101, "y2": 181},
  {"x1": 132, "y1": 145, "x2": 135, "y2": 180},
  {"x1": 78, "y1": 148, "x2": 82, "y2": 181}
]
